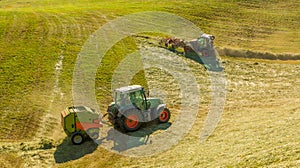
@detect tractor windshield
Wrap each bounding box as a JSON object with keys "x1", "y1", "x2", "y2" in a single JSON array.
[
  {"x1": 115, "y1": 88, "x2": 148, "y2": 110},
  {"x1": 198, "y1": 37, "x2": 213, "y2": 49},
  {"x1": 198, "y1": 34, "x2": 214, "y2": 49},
  {"x1": 115, "y1": 92, "x2": 131, "y2": 107},
  {"x1": 197, "y1": 37, "x2": 208, "y2": 48},
  {"x1": 129, "y1": 90, "x2": 146, "y2": 110}
]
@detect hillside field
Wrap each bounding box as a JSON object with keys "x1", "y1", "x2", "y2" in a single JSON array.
[{"x1": 0, "y1": 0, "x2": 299, "y2": 167}]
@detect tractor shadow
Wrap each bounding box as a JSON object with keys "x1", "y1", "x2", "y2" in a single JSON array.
[
  {"x1": 54, "y1": 121, "x2": 171, "y2": 161},
  {"x1": 160, "y1": 46, "x2": 224, "y2": 72},
  {"x1": 104, "y1": 121, "x2": 172, "y2": 152},
  {"x1": 54, "y1": 138, "x2": 98, "y2": 163}
]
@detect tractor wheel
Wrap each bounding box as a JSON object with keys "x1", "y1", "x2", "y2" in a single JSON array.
[
  {"x1": 158, "y1": 108, "x2": 171, "y2": 123},
  {"x1": 121, "y1": 111, "x2": 142, "y2": 132},
  {"x1": 71, "y1": 132, "x2": 84, "y2": 145}
]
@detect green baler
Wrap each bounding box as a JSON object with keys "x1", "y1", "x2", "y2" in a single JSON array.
[{"x1": 61, "y1": 106, "x2": 102, "y2": 145}]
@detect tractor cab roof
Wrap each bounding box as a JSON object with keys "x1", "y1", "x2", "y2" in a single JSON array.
[
  {"x1": 115, "y1": 85, "x2": 143, "y2": 94},
  {"x1": 199, "y1": 33, "x2": 215, "y2": 40}
]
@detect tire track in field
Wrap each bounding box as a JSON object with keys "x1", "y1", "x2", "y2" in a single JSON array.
[
  {"x1": 21, "y1": 12, "x2": 84, "y2": 168},
  {"x1": 23, "y1": 11, "x2": 112, "y2": 167},
  {"x1": 38, "y1": 11, "x2": 109, "y2": 139},
  {"x1": 1, "y1": 11, "x2": 118, "y2": 167},
  {"x1": 16, "y1": 11, "x2": 65, "y2": 168},
  {"x1": 33, "y1": 11, "x2": 88, "y2": 140},
  {"x1": 33, "y1": 13, "x2": 66, "y2": 141},
  {"x1": 0, "y1": 11, "x2": 62, "y2": 167}
]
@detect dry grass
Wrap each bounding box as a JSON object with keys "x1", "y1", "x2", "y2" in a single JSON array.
[
  {"x1": 217, "y1": 47, "x2": 300, "y2": 60},
  {"x1": 0, "y1": 152, "x2": 24, "y2": 168},
  {"x1": 56, "y1": 56, "x2": 300, "y2": 167}
]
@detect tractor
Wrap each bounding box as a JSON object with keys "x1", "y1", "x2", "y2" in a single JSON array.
[
  {"x1": 160, "y1": 34, "x2": 224, "y2": 71},
  {"x1": 61, "y1": 106, "x2": 102, "y2": 145},
  {"x1": 106, "y1": 85, "x2": 171, "y2": 132},
  {"x1": 183, "y1": 34, "x2": 215, "y2": 57}
]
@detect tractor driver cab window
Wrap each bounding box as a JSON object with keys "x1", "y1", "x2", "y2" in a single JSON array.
[
  {"x1": 115, "y1": 92, "x2": 121, "y2": 106},
  {"x1": 198, "y1": 37, "x2": 208, "y2": 48},
  {"x1": 130, "y1": 91, "x2": 144, "y2": 110},
  {"x1": 116, "y1": 93, "x2": 130, "y2": 106}
]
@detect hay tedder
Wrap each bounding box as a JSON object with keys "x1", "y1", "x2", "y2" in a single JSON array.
[{"x1": 160, "y1": 33, "x2": 224, "y2": 71}]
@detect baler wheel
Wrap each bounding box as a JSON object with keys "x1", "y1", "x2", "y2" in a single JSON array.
[{"x1": 71, "y1": 132, "x2": 84, "y2": 145}]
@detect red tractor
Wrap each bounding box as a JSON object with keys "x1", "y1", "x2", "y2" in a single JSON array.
[{"x1": 160, "y1": 34, "x2": 223, "y2": 71}]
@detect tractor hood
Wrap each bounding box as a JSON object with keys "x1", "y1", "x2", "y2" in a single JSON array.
[{"x1": 148, "y1": 98, "x2": 163, "y2": 108}]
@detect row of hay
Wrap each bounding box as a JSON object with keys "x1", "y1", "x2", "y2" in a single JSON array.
[{"x1": 216, "y1": 47, "x2": 300, "y2": 60}]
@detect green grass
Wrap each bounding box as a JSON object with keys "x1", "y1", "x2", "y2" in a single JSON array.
[{"x1": 0, "y1": 0, "x2": 299, "y2": 167}]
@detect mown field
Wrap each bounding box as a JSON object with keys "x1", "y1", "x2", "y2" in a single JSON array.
[{"x1": 0, "y1": 0, "x2": 299, "y2": 167}]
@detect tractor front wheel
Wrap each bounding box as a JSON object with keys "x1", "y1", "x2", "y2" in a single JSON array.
[
  {"x1": 158, "y1": 108, "x2": 171, "y2": 123},
  {"x1": 71, "y1": 132, "x2": 84, "y2": 145}
]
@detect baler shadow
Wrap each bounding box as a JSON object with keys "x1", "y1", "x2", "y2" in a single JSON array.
[
  {"x1": 54, "y1": 138, "x2": 98, "y2": 163},
  {"x1": 54, "y1": 121, "x2": 171, "y2": 161}
]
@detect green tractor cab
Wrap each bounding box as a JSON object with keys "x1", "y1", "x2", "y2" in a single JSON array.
[
  {"x1": 106, "y1": 85, "x2": 171, "y2": 132},
  {"x1": 61, "y1": 106, "x2": 102, "y2": 145}
]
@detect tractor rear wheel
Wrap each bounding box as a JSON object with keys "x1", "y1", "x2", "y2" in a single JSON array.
[
  {"x1": 121, "y1": 111, "x2": 142, "y2": 132},
  {"x1": 158, "y1": 108, "x2": 171, "y2": 123},
  {"x1": 71, "y1": 132, "x2": 84, "y2": 145}
]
